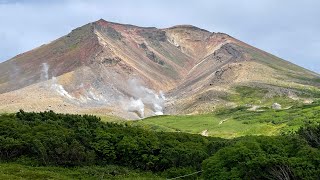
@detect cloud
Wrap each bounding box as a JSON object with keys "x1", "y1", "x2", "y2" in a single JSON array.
[{"x1": 0, "y1": 0, "x2": 319, "y2": 73}]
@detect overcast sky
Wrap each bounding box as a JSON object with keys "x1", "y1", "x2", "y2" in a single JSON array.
[{"x1": 0, "y1": 0, "x2": 319, "y2": 73}]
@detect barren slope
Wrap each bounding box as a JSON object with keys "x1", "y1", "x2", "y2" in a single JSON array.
[{"x1": 0, "y1": 19, "x2": 319, "y2": 118}]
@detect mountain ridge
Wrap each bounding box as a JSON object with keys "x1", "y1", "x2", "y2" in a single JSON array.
[{"x1": 0, "y1": 18, "x2": 319, "y2": 118}]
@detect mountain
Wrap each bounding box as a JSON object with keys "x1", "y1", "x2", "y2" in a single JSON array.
[{"x1": 0, "y1": 19, "x2": 319, "y2": 119}]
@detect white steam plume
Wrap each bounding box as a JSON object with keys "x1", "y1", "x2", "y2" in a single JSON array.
[
  {"x1": 51, "y1": 77, "x2": 74, "y2": 99},
  {"x1": 125, "y1": 79, "x2": 166, "y2": 116},
  {"x1": 127, "y1": 98, "x2": 145, "y2": 118},
  {"x1": 41, "y1": 63, "x2": 49, "y2": 81},
  {"x1": 39, "y1": 63, "x2": 109, "y2": 104},
  {"x1": 39, "y1": 63, "x2": 74, "y2": 100},
  {"x1": 9, "y1": 63, "x2": 20, "y2": 86}
]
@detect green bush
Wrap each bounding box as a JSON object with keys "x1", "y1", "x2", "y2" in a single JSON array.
[
  {"x1": 1, "y1": 110, "x2": 320, "y2": 179},
  {"x1": 0, "y1": 110, "x2": 219, "y2": 173},
  {"x1": 202, "y1": 136, "x2": 320, "y2": 179}
]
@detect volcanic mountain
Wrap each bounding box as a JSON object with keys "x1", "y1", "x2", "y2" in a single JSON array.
[{"x1": 0, "y1": 19, "x2": 319, "y2": 119}]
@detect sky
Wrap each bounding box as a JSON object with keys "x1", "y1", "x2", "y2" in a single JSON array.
[{"x1": 0, "y1": 0, "x2": 319, "y2": 73}]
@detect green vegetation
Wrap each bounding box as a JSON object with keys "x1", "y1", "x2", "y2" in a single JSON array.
[
  {"x1": 245, "y1": 45, "x2": 308, "y2": 75},
  {"x1": 222, "y1": 86, "x2": 298, "y2": 106},
  {"x1": 293, "y1": 86, "x2": 320, "y2": 98},
  {"x1": 216, "y1": 101, "x2": 320, "y2": 133},
  {"x1": 202, "y1": 135, "x2": 320, "y2": 179},
  {"x1": 287, "y1": 73, "x2": 320, "y2": 84},
  {"x1": 135, "y1": 114, "x2": 284, "y2": 138},
  {"x1": 0, "y1": 110, "x2": 223, "y2": 179},
  {"x1": 136, "y1": 101, "x2": 320, "y2": 138},
  {"x1": 97, "y1": 114, "x2": 126, "y2": 123},
  {"x1": 0, "y1": 163, "x2": 162, "y2": 180},
  {"x1": 1, "y1": 110, "x2": 320, "y2": 179}
]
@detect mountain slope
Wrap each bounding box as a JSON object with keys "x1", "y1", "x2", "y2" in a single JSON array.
[{"x1": 0, "y1": 19, "x2": 319, "y2": 118}]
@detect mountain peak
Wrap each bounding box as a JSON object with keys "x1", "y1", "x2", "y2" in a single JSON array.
[
  {"x1": 94, "y1": 18, "x2": 117, "y2": 27},
  {"x1": 0, "y1": 19, "x2": 319, "y2": 119},
  {"x1": 167, "y1": 24, "x2": 211, "y2": 33},
  {"x1": 93, "y1": 18, "x2": 156, "y2": 30},
  {"x1": 94, "y1": 18, "x2": 114, "y2": 26}
]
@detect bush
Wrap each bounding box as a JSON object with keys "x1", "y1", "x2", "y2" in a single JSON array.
[
  {"x1": 202, "y1": 136, "x2": 320, "y2": 179},
  {"x1": 1, "y1": 110, "x2": 320, "y2": 179},
  {"x1": 0, "y1": 110, "x2": 218, "y2": 172}
]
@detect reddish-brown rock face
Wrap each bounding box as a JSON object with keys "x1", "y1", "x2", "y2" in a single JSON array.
[{"x1": 0, "y1": 19, "x2": 319, "y2": 118}]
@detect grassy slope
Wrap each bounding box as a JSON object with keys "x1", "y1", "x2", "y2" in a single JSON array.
[
  {"x1": 0, "y1": 163, "x2": 163, "y2": 180},
  {"x1": 135, "y1": 114, "x2": 285, "y2": 139},
  {"x1": 135, "y1": 90, "x2": 320, "y2": 138},
  {"x1": 223, "y1": 85, "x2": 320, "y2": 106},
  {"x1": 97, "y1": 114, "x2": 126, "y2": 123}
]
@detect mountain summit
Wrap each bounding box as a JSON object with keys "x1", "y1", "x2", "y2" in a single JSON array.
[{"x1": 0, "y1": 19, "x2": 319, "y2": 118}]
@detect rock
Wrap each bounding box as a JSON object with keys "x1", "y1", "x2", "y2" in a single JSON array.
[
  {"x1": 271, "y1": 103, "x2": 281, "y2": 110},
  {"x1": 248, "y1": 105, "x2": 260, "y2": 111},
  {"x1": 201, "y1": 130, "x2": 208, "y2": 136}
]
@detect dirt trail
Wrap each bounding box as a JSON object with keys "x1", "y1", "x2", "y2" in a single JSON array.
[{"x1": 219, "y1": 118, "x2": 228, "y2": 125}]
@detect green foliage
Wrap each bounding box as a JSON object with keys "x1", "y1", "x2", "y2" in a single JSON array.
[
  {"x1": 0, "y1": 163, "x2": 163, "y2": 179},
  {"x1": 225, "y1": 86, "x2": 268, "y2": 104},
  {"x1": 0, "y1": 110, "x2": 218, "y2": 174},
  {"x1": 216, "y1": 101, "x2": 320, "y2": 131},
  {"x1": 162, "y1": 167, "x2": 199, "y2": 180},
  {"x1": 136, "y1": 101, "x2": 320, "y2": 139},
  {"x1": 136, "y1": 113, "x2": 285, "y2": 138},
  {"x1": 202, "y1": 136, "x2": 320, "y2": 179},
  {"x1": 297, "y1": 121, "x2": 320, "y2": 148},
  {"x1": 223, "y1": 86, "x2": 297, "y2": 106},
  {"x1": 294, "y1": 86, "x2": 320, "y2": 98},
  {"x1": 0, "y1": 110, "x2": 100, "y2": 166},
  {"x1": 1, "y1": 110, "x2": 320, "y2": 179}
]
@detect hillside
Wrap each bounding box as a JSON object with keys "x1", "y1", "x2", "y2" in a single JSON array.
[
  {"x1": 1, "y1": 110, "x2": 320, "y2": 179},
  {"x1": 0, "y1": 19, "x2": 319, "y2": 119},
  {"x1": 136, "y1": 100, "x2": 320, "y2": 138}
]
